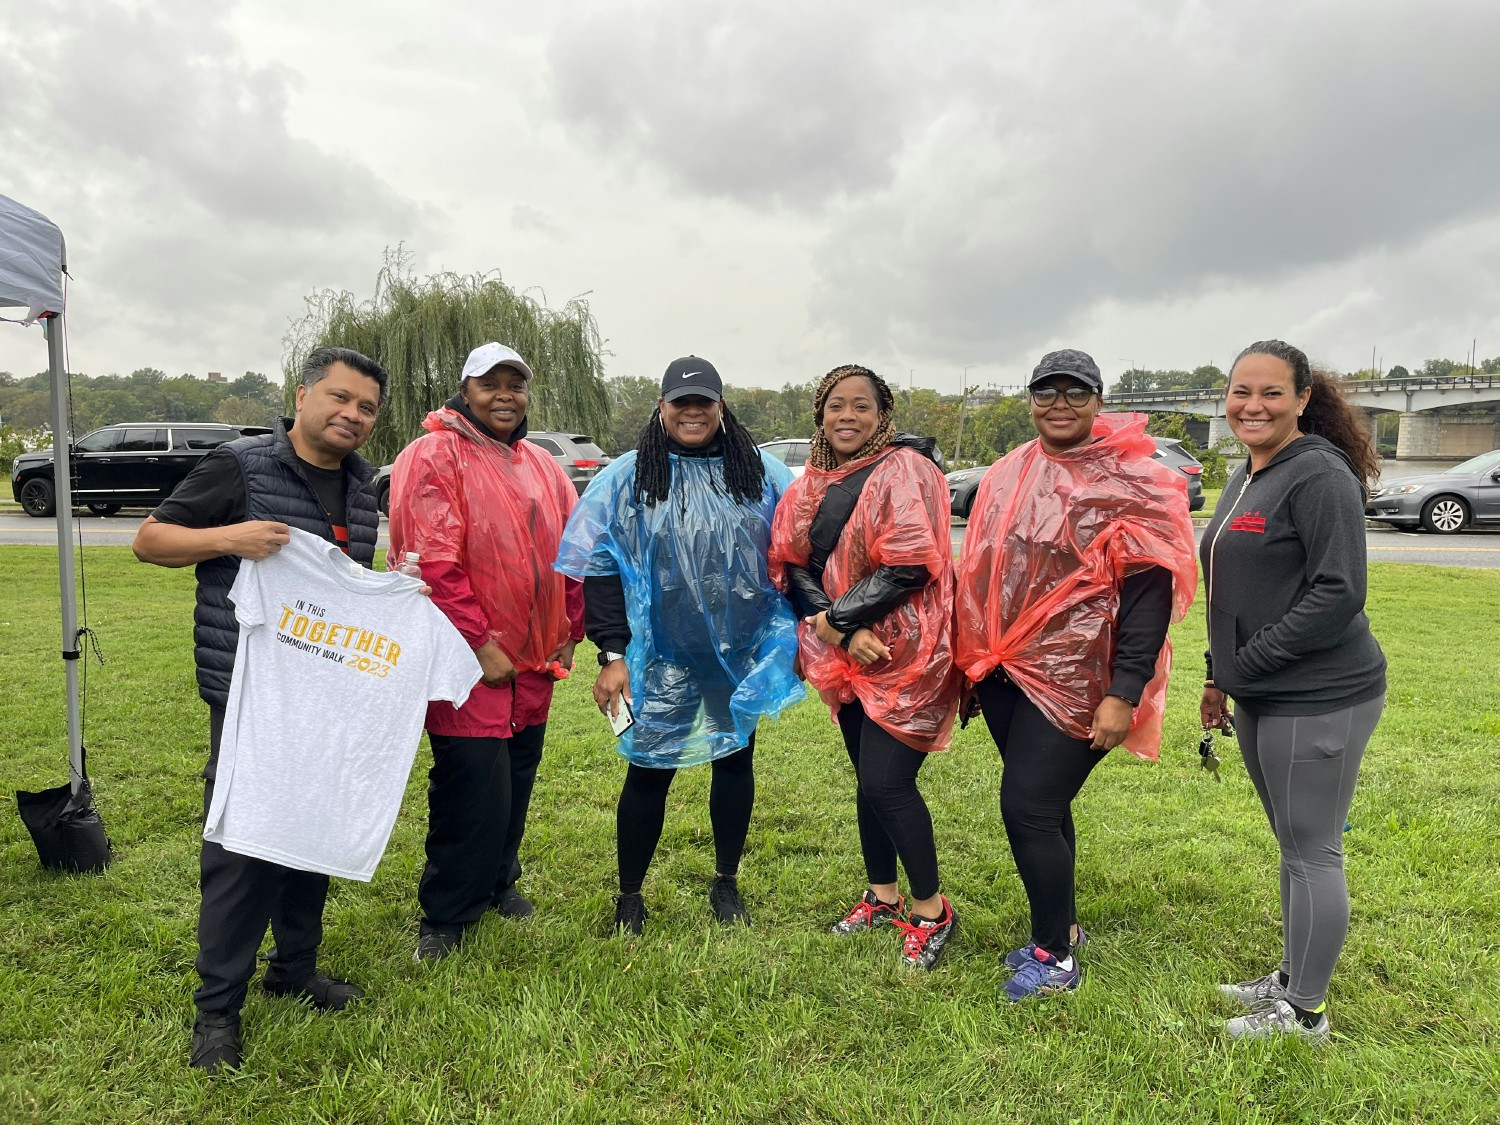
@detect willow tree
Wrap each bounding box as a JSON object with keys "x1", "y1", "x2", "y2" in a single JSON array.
[{"x1": 283, "y1": 248, "x2": 611, "y2": 465}]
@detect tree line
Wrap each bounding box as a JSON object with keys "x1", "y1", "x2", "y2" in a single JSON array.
[{"x1": 0, "y1": 368, "x2": 284, "y2": 433}]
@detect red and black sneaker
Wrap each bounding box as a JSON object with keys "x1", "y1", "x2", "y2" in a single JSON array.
[
  {"x1": 895, "y1": 896, "x2": 957, "y2": 971},
  {"x1": 831, "y1": 889, "x2": 906, "y2": 936}
]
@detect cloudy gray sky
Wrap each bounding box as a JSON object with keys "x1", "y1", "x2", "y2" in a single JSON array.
[{"x1": 3, "y1": 0, "x2": 1499, "y2": 393}]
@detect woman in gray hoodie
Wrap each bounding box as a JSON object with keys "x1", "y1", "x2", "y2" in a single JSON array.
[{"x1": 1200, "y1": 339, "x2": 1386, "y2": 1042}]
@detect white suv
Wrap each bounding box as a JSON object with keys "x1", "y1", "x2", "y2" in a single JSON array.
[{"x1": 757, "y1": 438, "x2": 809, "y2": 479}]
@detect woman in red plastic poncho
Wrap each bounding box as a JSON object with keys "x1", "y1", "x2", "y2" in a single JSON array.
[
  {"x1": 386, "y1": 342, "x2": 584, "y2": 963},
  {"x1": 955, "y1": 349, "x2": 1196, "y2": 1002},
  {"x1": 769, "y1": 364, "x2": 961, "y2": 971}
]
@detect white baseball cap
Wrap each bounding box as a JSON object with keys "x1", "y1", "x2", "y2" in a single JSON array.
[{"x1": 461, "y1": 342, "x2": 535, "y2": 384}]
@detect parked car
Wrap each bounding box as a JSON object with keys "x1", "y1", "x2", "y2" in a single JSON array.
[
  {"x1": 757, "y1": 438, "x2": 810, "y2": 479},
  {"x1": 11, "y1": 422, "x2": 272, "y2": 518},
  {"x1": 945, "y1": 464, "x2": 986, "y2": 518},
  {"x1": 1151, "y1": 437, "x2": 1206, "y2": 512},
  {"x1": 1364, "y1": 448, "x2": 1500, "y2": 533},
  {"x1": 946, "y1": 436, "x2": 1205, "y2": 518},
  {"x1": 371, "y1": 430, "x2": 613, "y2": 515}
]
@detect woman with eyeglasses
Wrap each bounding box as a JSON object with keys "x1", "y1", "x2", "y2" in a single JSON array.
[
  {"x1": 955, "y1": 349, "x2": 1197, "y2": 1002},
  {"x1": 1200, "y1": 340, "x2": 1385, "y2": 1041}
]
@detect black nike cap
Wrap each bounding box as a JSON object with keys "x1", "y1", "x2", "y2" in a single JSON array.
[{"x1": 660, "y1": 356, "x2": 724, "y2": 403}]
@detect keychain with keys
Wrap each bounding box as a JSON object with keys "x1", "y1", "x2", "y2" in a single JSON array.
[
  {"x1": 1198, "y1": 712, "x2": 1234, "y2": 782},
  {"x1": 1197, "y1": 730, "x2": 1222, "y2": 781}
]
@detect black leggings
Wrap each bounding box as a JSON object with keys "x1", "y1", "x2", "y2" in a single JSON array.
[
  {"x1": 977, "y1": 675, "x2": 1107, "y2": 956},
  {"x1": 836, "y1": 699, "x2": 940, "y2": 902},
  {"x1": 616, "y1": 738, "x2": 755, "y2": 894}
]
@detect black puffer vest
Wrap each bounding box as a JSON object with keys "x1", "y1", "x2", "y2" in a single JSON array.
[{"x1": 192, "y1": 419, "x2": 379, "y2": 708}]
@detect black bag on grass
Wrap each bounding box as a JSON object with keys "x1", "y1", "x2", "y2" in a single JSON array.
[{"x1": 17, "y1": 776, "x2": 113, "y2": 873}]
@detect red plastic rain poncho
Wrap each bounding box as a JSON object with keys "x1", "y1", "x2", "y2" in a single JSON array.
[
  {"x1": 770, "y1": 445, "x2": 959, "y2": 752},
  {"x1": 954, "y1": 412, "x2": 1198, "y2": 760},
  {"x1": 387, "y1": 409, "x2": 582, "y2": 737}
]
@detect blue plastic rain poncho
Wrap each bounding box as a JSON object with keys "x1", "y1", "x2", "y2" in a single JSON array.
[{"x1": 555, "y1": 449, "x2": 805, "y2": 767}]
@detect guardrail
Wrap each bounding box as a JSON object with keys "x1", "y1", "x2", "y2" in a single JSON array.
[{"x1": 1109, "y1": 372, "x2": 1500, "y2": 406}]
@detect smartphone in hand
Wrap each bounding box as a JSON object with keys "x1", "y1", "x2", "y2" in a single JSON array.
[{"x1": 607, "y1": 695, "x2": 635, "y2": 737}]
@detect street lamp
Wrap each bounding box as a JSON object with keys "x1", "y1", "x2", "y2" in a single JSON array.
[{"x1": 954, "y1": 364, "x2": 976, "y2": 464}]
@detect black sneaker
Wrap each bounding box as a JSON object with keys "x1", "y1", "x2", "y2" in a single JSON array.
[
  {"x1": 189, "y1": 1012, "x2": 242, "y2": 1075},
  {"x1": 831, "y1": 889, "x2": 906, "y2": 936},
  {"x1": 708, "y1": 875, "x2": 751, "y2": 926},
  {"x1": 895, "y1": 897, "x2": 957, "y2": 971},
  {"x1": 414, "y1": 926, "x2": 463, "y2": 963},
  {"x1": 492, "y1": 887, "x2": 536, "y2": 920},
  {"x1": 262, "y1": 970, "x2": 364, "y2": 1011},
  {"x1": 614, "y1": 892, "x2": 648, "y2": 936}
]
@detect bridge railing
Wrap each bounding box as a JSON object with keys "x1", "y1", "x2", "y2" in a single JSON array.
[
  {"x1": 1109, "y1": 372, "x2": 1500, "y2": 406},
  {"x1": 1341, "y1": 373, "x2": 1500, "y2": 395}
]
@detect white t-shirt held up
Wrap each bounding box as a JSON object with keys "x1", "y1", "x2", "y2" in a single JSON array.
[{"x1": 204, "y1": 528, "x2": 481, "y2": 880}]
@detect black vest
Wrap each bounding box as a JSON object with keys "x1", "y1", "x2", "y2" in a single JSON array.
[{"x1": 191, "y1": 420, "x2": 379, "y2": 709}]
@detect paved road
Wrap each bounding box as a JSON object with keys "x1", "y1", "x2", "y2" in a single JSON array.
[
  {"x1": 4, "y1": 509, "x2": 1499, "y2": 569},
  {"x1": 0, "y1": 510, "x2": 391, "y2": 556}
]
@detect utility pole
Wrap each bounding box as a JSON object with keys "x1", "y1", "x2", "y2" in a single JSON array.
[{"x1": 954, "y1": 364, "x2": 975, "y2": 465}]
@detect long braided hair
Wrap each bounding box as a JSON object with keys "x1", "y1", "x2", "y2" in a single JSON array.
[
  {"x1": 808, "y1": 364, "x2": 897, "y2": 471},
  {"x1": 631, "y1": 402, "x2": 767, "y2": 507},
  {"x1": 1231, "y1": 340, "x2": 1380, "y2": 488}
]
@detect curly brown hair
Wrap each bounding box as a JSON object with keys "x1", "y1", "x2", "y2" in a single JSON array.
[
  {"x1": 808, "y1": 364, "x2": 897, "y2": 471},
  {"x1": 1230, "y1": 340, "x2": 1380, "y2": 488}
]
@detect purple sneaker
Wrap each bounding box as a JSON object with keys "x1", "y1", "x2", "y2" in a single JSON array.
[
  {"x1": 1004, "y1": 926, "x2": 1088, "y2": 970},
  {"x1": 1004, "y1": 946, "x2": 1081, "y2": 1002}
]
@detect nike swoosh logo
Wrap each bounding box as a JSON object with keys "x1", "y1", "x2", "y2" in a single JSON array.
[{"x1": 682, "y1": 371, "x2": 702, "y2": 379}]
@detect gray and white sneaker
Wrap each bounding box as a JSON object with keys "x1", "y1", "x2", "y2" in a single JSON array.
[
  {"x1": 1218, "y1": 970, "x2": 1287, "y2": 1008},
  {"x1": 1226, "y1": 998, "x2": 1329, "y2": 1042}
]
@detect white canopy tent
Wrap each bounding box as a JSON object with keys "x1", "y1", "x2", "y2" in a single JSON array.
[{"x1": 2, "y1": 192, "x2": 110, "y2": 871}]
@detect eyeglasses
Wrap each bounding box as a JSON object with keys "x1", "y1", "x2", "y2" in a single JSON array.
[{"x1": 1029, "y1": 386, "x2": 1096, "y2": 407}]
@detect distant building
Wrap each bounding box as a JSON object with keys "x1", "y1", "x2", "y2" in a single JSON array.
[{"x1": 207, "y1": 371, "x2": 227, "y2": 383}]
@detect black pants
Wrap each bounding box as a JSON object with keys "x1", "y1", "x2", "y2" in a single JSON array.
[
  {"x1": 977, "y1": 675, "x2": 1107, "y2": 956},
  {"x1": 616, "y1": 738, "x2": 755, "y2": 894},
  {"x1": 195, "y1": 706, "x2": 330, "y2": 1016},
  {"x1": 835, "y1": 699, "x2": 940, "y2": 902},
  {"x1": 419, "y1": 723, "x2": 545, "y2": 932}
]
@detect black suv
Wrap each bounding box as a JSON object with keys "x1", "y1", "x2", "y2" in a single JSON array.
[{"x1": 11, "y1": 422, "x2": 272, "y2": 517}]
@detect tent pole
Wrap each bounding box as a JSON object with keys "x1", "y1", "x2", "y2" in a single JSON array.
[{"x1": 44, "y1": 313, "x2": 84, "y2": 795}]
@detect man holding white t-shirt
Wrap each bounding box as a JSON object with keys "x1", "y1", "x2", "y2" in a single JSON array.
[{"x1": 133, "y1": 346, "x2": 397, "y2": 1075}]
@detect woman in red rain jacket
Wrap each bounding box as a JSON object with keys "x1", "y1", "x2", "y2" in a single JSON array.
[
  {"x1": 954, "y1": 349, "x2": 1196, "y2": 1002},
  {"x1": 769, "y1": 364, "x2": 960, "y2": 972},
  {"x1": 387, "y1": 342, "x2": 584, "y2": 963}
]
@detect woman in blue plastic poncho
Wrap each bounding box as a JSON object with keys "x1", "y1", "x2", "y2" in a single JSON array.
[{"x1": 555, "y1": 356, "x2": 804, "y2": 935}]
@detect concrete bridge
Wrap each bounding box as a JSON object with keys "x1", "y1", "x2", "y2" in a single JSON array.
[{"x1": 1108, "y1": 372, "x2": 1500, "y2": 459}]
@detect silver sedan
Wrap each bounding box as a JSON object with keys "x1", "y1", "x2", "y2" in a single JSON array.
[{"x1": 1365, "y1": 448, "x2": 1500, "y2": 533}]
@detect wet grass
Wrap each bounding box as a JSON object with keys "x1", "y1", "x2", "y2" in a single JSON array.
[{"x1": 1, "y1": 548, "x2": 1496, "y2": 1123}]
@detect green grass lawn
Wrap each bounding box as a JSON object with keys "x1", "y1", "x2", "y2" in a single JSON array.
[{"x1": 2, "y1": 548, "x2": 1497, "y2": 1123}]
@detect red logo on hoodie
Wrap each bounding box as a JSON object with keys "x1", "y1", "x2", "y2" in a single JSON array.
[{"x1": 1227, "y1": 509, "x2": 1267, "y2": 533}]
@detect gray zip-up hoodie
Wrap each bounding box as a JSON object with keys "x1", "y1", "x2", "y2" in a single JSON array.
[{"x1": 1200, "y1": 435, "x2": 1386, "y2": 716}]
